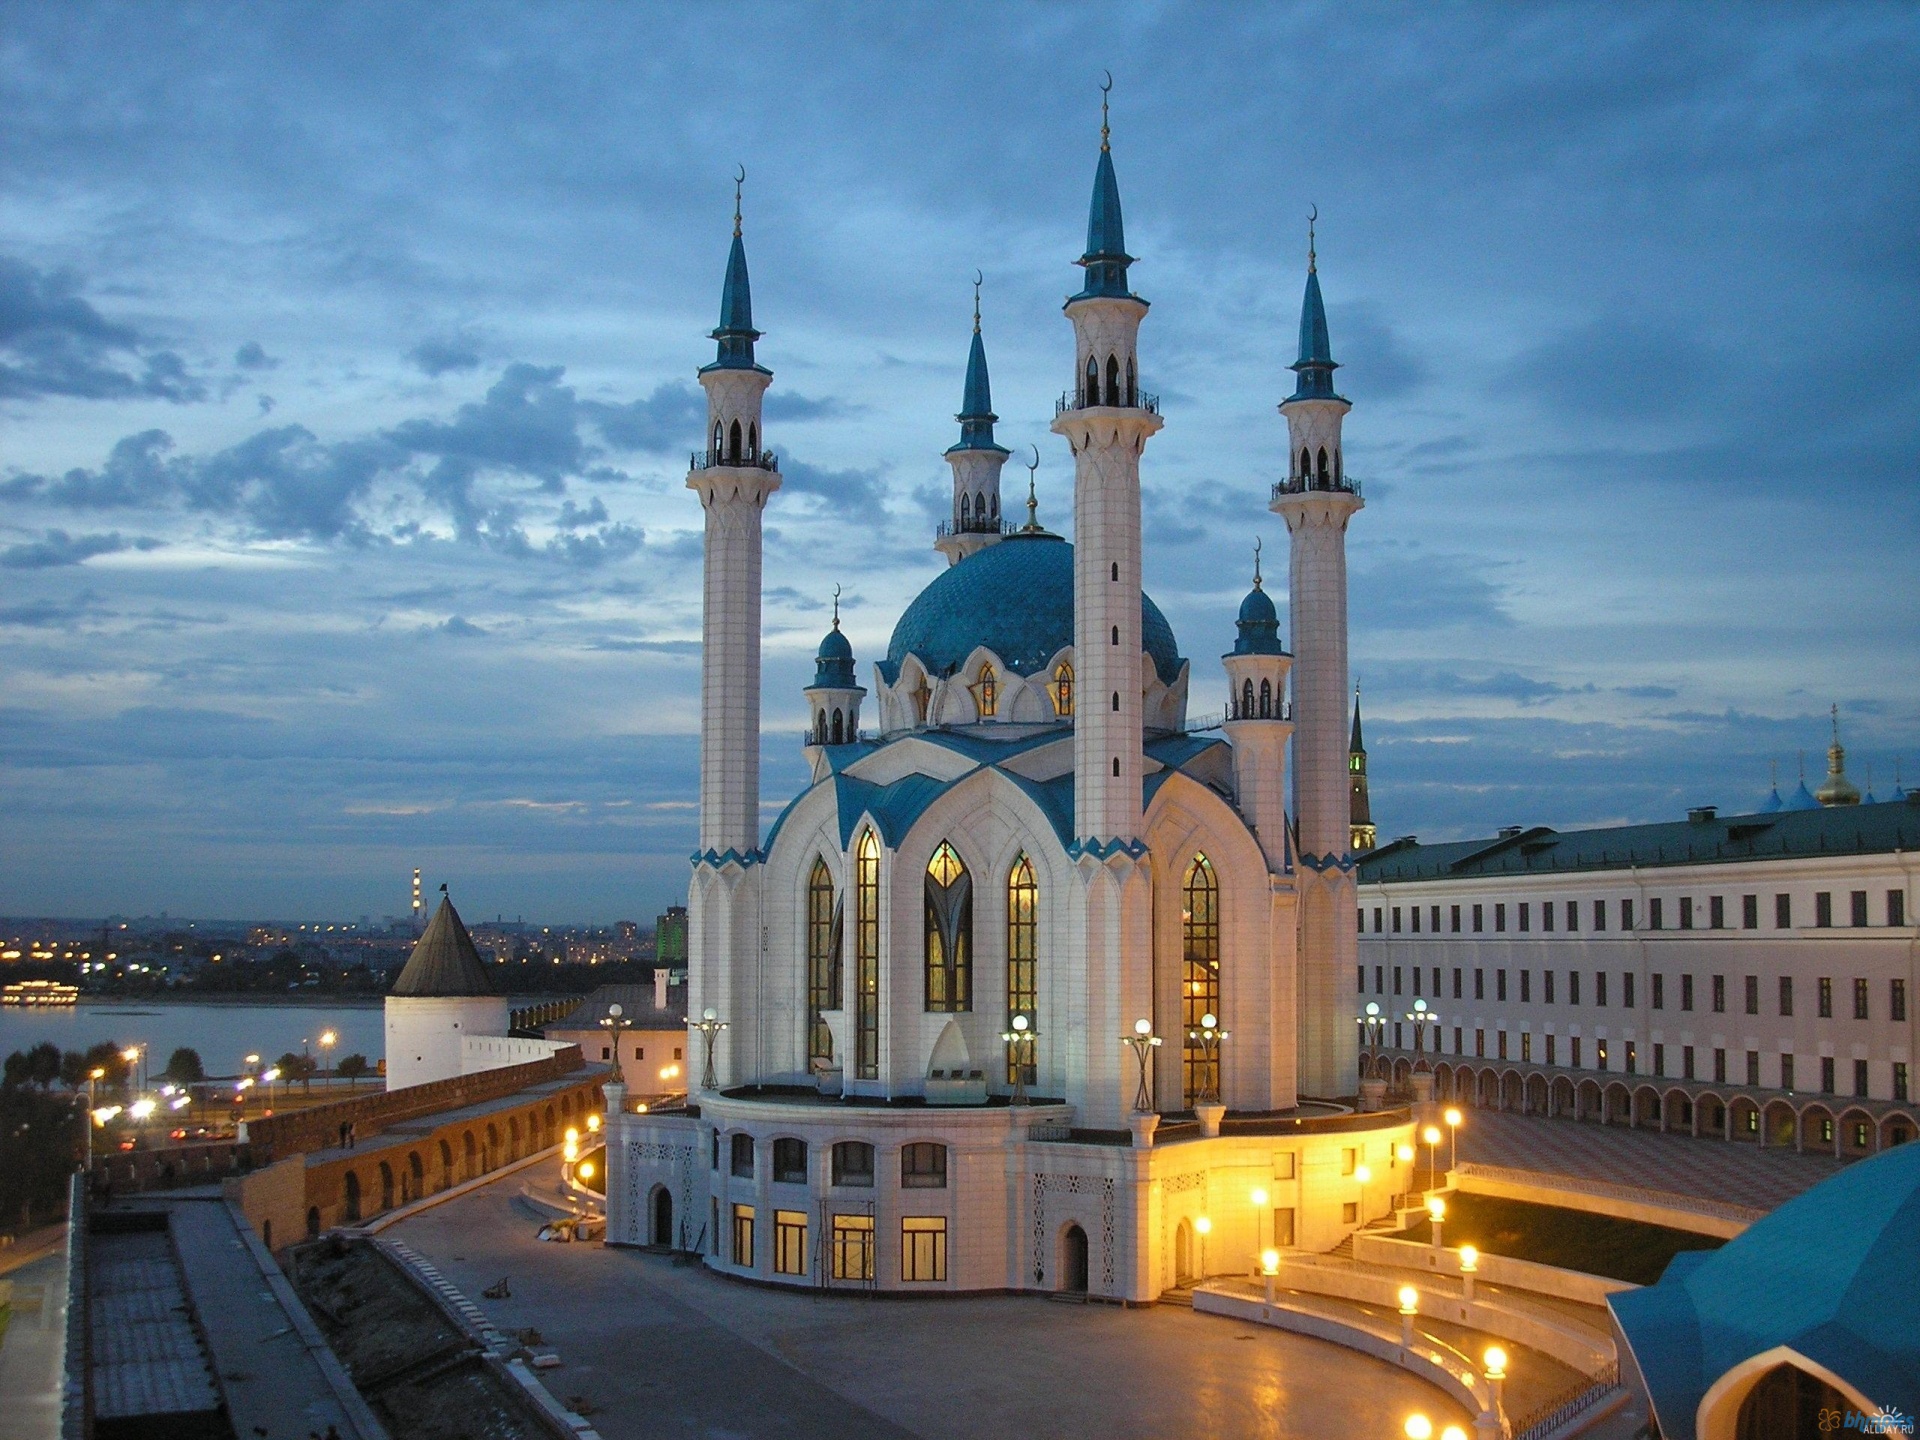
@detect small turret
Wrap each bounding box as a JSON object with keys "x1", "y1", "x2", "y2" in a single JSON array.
[
  {"x1": 1349, "y1": 684, "x2": 1375, "y2": 852},
  {"x1": 804, "y1": 588, "x2": 866, "y2": 754},
  {"x1": 1816, "y1": 705, "x2": 1862, "y2": 807},
  {"x1": 937, "y1": 276, "x2": 1011, "y2": 565},
  {"x1": 1222, "y1": 541, "x2": 1293, "y2": 872}
]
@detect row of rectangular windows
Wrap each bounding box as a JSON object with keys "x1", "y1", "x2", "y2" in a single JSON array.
[
  {"x1": 1362, "y1": 964, "x2": 1908, "y2": 1020},
  {"x1": 1360, "y1": 890, "x2": 1907, "y2": 936},
  {"x1": 714, "y1": 1132, "x2": 947, "y2": 1188},
  {"x1": 727, "y1": 1204, "x2": 944, "y2": 1281},
  {"x1": 1386, "y1": 1025, "x2": 1912, "y2": 1101}
]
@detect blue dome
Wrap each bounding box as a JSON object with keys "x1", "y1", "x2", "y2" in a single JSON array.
[
  {"x1": 1231, "y1": 583, "x2": 1286, "y2": 656},
  {"x1": 882, "y1": 533, "x2": 1183, "y2": 685},
  {"x1": 813, "y1": 624, "x2": 855, "y2": 687}
]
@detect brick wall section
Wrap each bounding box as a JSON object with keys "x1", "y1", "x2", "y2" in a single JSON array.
[{"x1": 249, "y1": 1046, "x2": 584, "y2": 1163}]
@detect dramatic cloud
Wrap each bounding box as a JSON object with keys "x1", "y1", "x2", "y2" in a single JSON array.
[
  {"x1": 408, "y1": 332, "x2": 483, "y2": 376},
  {"x1": 0, "y1": 256, "x2": 205, "y2": 402},
  {"x1": 0, "y1": 529, "x2": 161, "y2": 569}
]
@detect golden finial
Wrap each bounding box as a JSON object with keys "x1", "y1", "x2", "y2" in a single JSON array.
[
  {"x1": 1252, "y1": 536, "x2": 1263, "y2": 589},
  {"x1": 1308, "y1": 204, "x2": 1318, "y2": 274},
  {"x1": 831, "y1": 582, "x2": 841, "y2": 630},
  {"x1": 732, "y1": 165, "x2": 745, "y2": 238},
  {"x1": 1830, "y1": 702, "x2": 1840, "y2": 747},
  {"x1": 1100, "y1": 71, "x2": 1113, "y2": 152},
  {"x1": 1024, "y1": 446, "x2": 1040, "y2": 531},
  {"x1": 972, "y1": 269, "x2": 983, "y2": 334}
]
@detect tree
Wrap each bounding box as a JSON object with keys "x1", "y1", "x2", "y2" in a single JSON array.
[
  {"x1": 162, "y1": 1048, "x2": 205, "y2": 1086},
  {"x1": 336, "y1": 1054, "x2": 370, "y2": 1090},
  {"x1": 59, "y1": 1050, "x2": 89, "y2": 1090},
  {"x1": 26, "y1": 1042, "x2": 61, "y2": 1088},
  {"x1": 276, "y1": 1052, "x2": 318, "y2": 1093},
  {"x1": 83, "y1": 1042, "x2": 128, "y2": 1087}
]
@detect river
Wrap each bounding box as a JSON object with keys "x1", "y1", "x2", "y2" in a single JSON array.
[{"x1": 0, "y1": 997, "x2": 388, "y2": 1077}]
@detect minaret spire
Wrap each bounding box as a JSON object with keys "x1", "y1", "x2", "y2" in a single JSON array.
[
  {"x1": 706, "y1": 166, "x2": 764, "y2": 375},
  {"x1": 936, "y1": 275, "x2": 1011, "y2": 564}
]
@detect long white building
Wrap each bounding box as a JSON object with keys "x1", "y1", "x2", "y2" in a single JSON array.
[{"x1": 1356, "y1": 778, "x2": 1920, "y2": 1157}]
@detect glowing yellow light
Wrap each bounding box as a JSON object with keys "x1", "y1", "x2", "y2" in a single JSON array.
[
  {"x1": 1398, "y1": 1284, "x2": 1418, "y2": 1312},
  {"x1": 89, "y1": 1068, "x2": 105, "y2": 1080},
  {"x1": 1444, "y1": 1107, "x2": 1462, "y2": 1127},
  {"x1": 565, "y1": 1126, "x2": 579, "y2": 1144},
  {"x1": 577, "y1": 1161, "x2": 594, "y2": 1181},
  {"x1": 1426, "y1": 1196, "x2": 1446, "y2": 1220},
  {"x1": 129, "y1": 1098, "x2": 156, "y2": 1120},
  {"x1": 1442, "y1": 1427, "x2": 1469, "y2": 1440},
  {"x1": 1194, "y1": 1216, "x2": 1212, "y2": 1235},
  {"x1": 563, "y1": 1139, "x2": 578, "y2": 1162},
  {"x1": 121, "y1": 1047, "x2": 139, "y2": 1063},
  {"x1": 320, "y1": 1030, "x2": 337, "y2": 1046},
  {"x1": 1354, "y1": 1164, "x2": 1371, "y2": 1183},
  {"x1": 1483, "y1": 1345, "x2": 1507, "y2": 1379},
  {"x1": 1459, "y1": 1245, "x2": 1478, "y2": 1271},
  {"x1": 1423, "y1": 1125, "x2": 1441, "y2": 1145},
  {"x1": 1260, "y1": 1248, "x2": 1280, "y2": 1274},
  {"x1": 1250, "y1": 1187, "x2": 1268, "y2": 1207},
  {"x1": 1396, "y1": 1143, "x2": 1414, "y2": 1163},
  {"x1": 1405, "y1": 1416, "x2": 1433, "y2": 1440},
  {"x1": 635, "y1": 1102, "x2": 649, "y2": 1113}
]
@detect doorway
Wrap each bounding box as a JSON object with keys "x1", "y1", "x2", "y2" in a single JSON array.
[
  {"x1": 652, "y1": 1186, "x2": 674, "y2": 1247},
  {"x1": 1174, "y1": 1218, "x2": 1194, "y2": 1285},
  {"x1": 1060, "y1": 1224, "x2": 1089, "y2": 1293}
]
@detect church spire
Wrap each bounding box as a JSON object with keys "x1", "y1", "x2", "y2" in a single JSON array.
[
  {"x1": 949, "y1": 272, "x2": 1007, "y2": 455},
  {"x1": 1072, "y1": 73, "x2": 1136, "y2": 302},
  {"x1": 1349, "y1": 683, "x2": 1375, "y2": 852},
  {"x1": 704, "y1": 166, "x2": 765, "y2": 374}
]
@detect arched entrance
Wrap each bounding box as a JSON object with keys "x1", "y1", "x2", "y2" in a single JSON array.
[
  {"x1": 1060, "y1": 1224, "x2": 1089, "y2": 1294},
  {"x1": 379, "y1": 1161, "x2": 394, "y2": 1212},
  {"x1": 343, "y1": 1170, "x2": 361, "y2": 1223},
  {"x1": 1173, "y1": 1218, "x2": 1194, "y2": 1285},
  {"x1": 651, "y1": 1186, "x2": 674, "y2": 1247},
  {"x1": 1731, "y1": 1362, "x2": 1848, "y2": 1440},
  {"x1": 306, "y1": 1206, "x2": 320, "y2": 1239}
]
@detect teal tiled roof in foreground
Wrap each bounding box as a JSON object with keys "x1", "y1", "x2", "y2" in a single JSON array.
[
  {"x1": 1609, "y1": 1140, "x2": 1920, "y2": 1435},
  {"x1": 1357, "y1": 798, "x2": 1920, "y2": 882}
]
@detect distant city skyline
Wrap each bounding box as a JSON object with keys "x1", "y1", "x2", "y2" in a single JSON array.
[{"x1": 3, "y1": 5, "x2": 1916, "y2": 921}]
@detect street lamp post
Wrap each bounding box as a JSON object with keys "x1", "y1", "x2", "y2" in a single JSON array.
[
  {"x1": 1250, "y1": 1185, "x2": 1269, "y2": 1261},
  {"x1": 1458, "y1": 1245, "x2": 1478, "y2": 1302},
  {"x1": 1260, "y1": 1246, "x2": 1280, "y2": 1306},
  {"x1": 1426, "y1": 1195, "x2": 1446, "y2": 1249},
  {"x1": 1186, "y1": 1013, "x2": 1227, "y2": 1106},
  {"x1": 1122, "y1": 1019, "x2": 1162, "y2": 1114},
  {"x1": 1444, "y1": 1107, "x2": 1463, "y2": 1174},
  {"x1": 1354, "y1": 1163, "x2": 1371, "y2": 1225},
  {"x1": 999, "y1": 1013, "x2": 1036, "y2": 1106},
  {"x1": 1422, "y1": 1124, "x2": 1443, "y2": 1192},
  {"x1": 1397, "y1": 1284, "x2": 1419, "y2": 1349},
  {"x1": 601, "y1": 1002, "x2": 634, "y2": 1098},
  {"x1": 318, "y1": 1029, "x2": 337, "y2": 1088},
  {"x1": 1482, "y1": 1346, "x2": 1509, "y2": 1437},
  {"x1": 690, "y1": 1008, "x2": 728, "y2": 1092},
  {"x1": 1193, "y1": 1215, "x2": 1211, "y2": 1279}
]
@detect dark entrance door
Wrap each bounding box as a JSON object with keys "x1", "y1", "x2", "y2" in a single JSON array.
[
  {"x1": 652, "y1": 1187, "x2": 674, "y2": 1247},
  {"x1": 1062, "y1": 1224, "x2": 1089, "y2": 1293}
]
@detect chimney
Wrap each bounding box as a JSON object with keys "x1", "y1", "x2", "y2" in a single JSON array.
[{"x1": 653, "y1": 967, "x2": 669, "y2": 1012}]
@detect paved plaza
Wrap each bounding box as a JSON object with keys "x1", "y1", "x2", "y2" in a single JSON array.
[
  {"x1": 1452, "y1": 1110, "x2": 1847, "y2": 1210},
  {"x1": 394, "y1": 1161, "x2": 1479, "y2": 1440}
]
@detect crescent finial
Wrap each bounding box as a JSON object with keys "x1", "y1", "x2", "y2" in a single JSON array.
[
  {"x1": 1307, "y1": 203, "x2": 1318, "y2": 272},
  {"x1": 1024, "y1": 446, "x2": 1040, "y2": 530},
  {"x1": 1100, "y1": 71, "x2": 1113, "y2": 150},
  {"x1": 732, "y1": 165, "x2": 745, "y2": 236},
  {"x1": 972, "y1": 270, "x2": 983, "y2": 332},
  {"x1": 831, "y1": 582, "x2": 841, "y2": 628},
  {"x1": 1253, "y1": 535, "x2": 1263, "y2": 588}
]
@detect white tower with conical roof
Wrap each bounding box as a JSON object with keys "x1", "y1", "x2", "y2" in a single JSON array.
[
  {"x1": 1051, "y1": 89, "x2": 1163, "y2": 1126},
  {"x1": 686, "y1": 175, "x2": 780, "y2": 1089},
  {"x1": 1272, "y1": 219, "x2": 1362, "y2": 1099}
]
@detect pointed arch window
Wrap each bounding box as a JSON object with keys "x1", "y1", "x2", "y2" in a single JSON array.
[
  {"x1": 806, "y1": 859, "x2": 842, "y2": 1065},
  {"x1": 854, "y1": 832, "x2": 880, "y2": 1078},
  {"x1": 1105, "y1": 353, "x2": 1121, "y2": 406},
  {"x1": 714, "y1": 422, "x2": 724, "y2": 459},
  {"x1": 959, "y1": 492, "x2": 971, "y2": 527},
  {"x1": 1182, "y1": 855, "x2": 1221, "y2": 1106},
  {"x1": 971, "y1": 662, "x2": 998, "y2": 718},
  {"x1": 925, "y1": 842, "x2": 972, "y2": 1013},
  {"x1": 729, "y1": 419, "x2": 744, "y2": 463},
  {"x1": 1006, "y1": 855, "x2": 1038, "y2": 1085},
  {"x1": 831, "y1": 709, "x2": 845, "y2": 745},
  {"x1": 1126, "y1": 357, "x2": 1136, "y2": 407},
  {"x1": 1300, "y1": 447, "x2": 1311, "y2": 481},
  {"x1": 747, "y1": 421, "x2": 758, "y2": 457},
  {"x1": 1240, "y1": 679, "x2": 1254, "y2": 719},
  {"x1": 1316, "y1": 446, "x2": 1329, "y2": 484},
  {"x1": 1259, "y1": 678, "x2": 1272, "y2": 717},
  {"x1": 1049, "y1": 662, "x2": 1075, "y2": 718},
  {"x1": 1084, "y1": 355, "x2": 1098, "y2": 407}
]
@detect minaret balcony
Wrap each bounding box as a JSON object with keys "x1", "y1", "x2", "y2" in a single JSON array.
[
  {"x1": 1272, "y1": 473, "x2": 1362, "y2": 501},
  {"x1": 1055, "y1": 388, "x2": 1160, "y2": 417},
  {"x1": 691, "y1": 448, "x2": 780, "y2": 473},
  {"x1": 935, "y1": 517, "x2": 1014, "y2": 539}
]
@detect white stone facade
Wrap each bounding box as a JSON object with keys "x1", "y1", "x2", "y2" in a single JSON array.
[{"x1": 383, "y1": 995, "x2": 512, "y2": 1091}]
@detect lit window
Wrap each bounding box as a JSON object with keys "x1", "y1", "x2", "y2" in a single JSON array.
[{"x1": 902, "y1": 1217, "x2": 948, "y2": 1281}]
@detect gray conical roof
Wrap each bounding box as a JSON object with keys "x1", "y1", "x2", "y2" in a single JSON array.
[{"x1": 392, "y1": 893, "x2": 494, "y2": 997}]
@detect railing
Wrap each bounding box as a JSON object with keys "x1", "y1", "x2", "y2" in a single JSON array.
[
  {"x1": 1272, "y1": 474, "x2": 1362, "y2": 501},
  {"x1": 1455, "y1": 1162, "x2": 1765, "y2": 1224},
  {"x1": 802, "y1": 728, "x2": 868, "y2": 747},
  {"x1": 1055, "y1": 389, "x2": 1161, "y2": 417},
  {"x1": 1225, "y1": 699, "x2": 1294, "y2": 723},
  {"x1": 1510, "y1": 1366, "x2": 1622, "y2": 1440},
  {"x1": 690, "y1": 448, "x2": 779, "y2": 472},
  {"x1": 935, "y1": 517, "x2": 1014, "y2": 539}
]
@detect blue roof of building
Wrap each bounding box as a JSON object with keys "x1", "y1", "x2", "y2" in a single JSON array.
[
  {"x1": 1610, "y1": 1140, "x2": 1920, "y2": 1433},
  {"x1": 948, "y1": 327, "x2": 1007, "y2": 456},
  {"x1": 1785, "y1": 780, "x2": 1821, "y2": 811},
  {"x1": 1071, "y1": 146, "x2": 1138, "y2": 303},
  {"x1": 1357, "y1": 797, "x2": 1920, "y2": 882},
  {"x1": 812, "y1": 624, "x2": 856, "y2": 687},
  {"x1": 881, "y1": 531, "x2": 1184, "y2": 685},
  {"x1": 1287, "y1": 267, "x2": 1343, "y2": 403},
  {"x1": 702, "y1": 231, "x2": 766, "y2": 374}
]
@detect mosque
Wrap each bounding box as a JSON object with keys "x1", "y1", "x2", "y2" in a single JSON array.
[{"x1": 605, "y1": 104, "x2": 1415, "y2": 1297}]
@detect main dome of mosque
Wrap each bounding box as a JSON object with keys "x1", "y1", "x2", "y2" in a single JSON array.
[{"x1": 881, "y1": 531, "x2": 1183, "y2": 685}]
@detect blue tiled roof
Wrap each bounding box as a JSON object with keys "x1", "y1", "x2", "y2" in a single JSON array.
[
  {"x1": 881, "y1": 532, "x2": 1184, "y2": 686},
  {"x1": 1785, "y1": 780, "x2": 1821, "y2": 811},
  {"x1": 1071, "y1": 147, "x2": 1138, "y2": 303},
  {"x1": 1357, "y1": 798, "x2": 1920, "y2": 882},
  {"x1": 702, "y1": 232, "x2": 766, "y2": 374},
  {"x1": 1287, "y1": 268, "x2": 1343, "y2": 403},
  {"x1": 1610, "y1": 1140, "x2": 1920, "y2": 1436},
  {"x1": 813, "y1": 625, "x2": 855, "y2": 687},
  {"x1": 1231, "y1": 584, "x2": 1286, "y2": 656},
  {"x1": 947, "y1": 328, "x2": 1006, "y2": 455}
]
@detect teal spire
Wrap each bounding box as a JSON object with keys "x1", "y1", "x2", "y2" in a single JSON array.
[
  {"x1": 1071, "y1": 76, "x2": 1138, "y2": 303},
  {"x1": 1288, "y1": 209, "x2": 1343, "y2": 402},
  {"x1": 949, "y1": 274, "x2": 1008, "y2": 455},
  {"x1": 703, "y1": 168, "x2": 766, "y2": 374}
]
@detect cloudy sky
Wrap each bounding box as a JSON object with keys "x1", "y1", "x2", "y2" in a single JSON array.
[{"x1": 2, "y1": 4, "x2": 1916, "y2": 923}]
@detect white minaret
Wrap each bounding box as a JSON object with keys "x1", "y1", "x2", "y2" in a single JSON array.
[
  {"x1": 687, "y1": 177, "x2": 779, "y2": 1088},
  {"x1": 1271, "y1": 217, "x2": 1362, "y2": 1099},
  {"x1": 935, "y1": 276, "x2": 1012, "y2": 566},
  {"x1": 1051, "y1": 92, "x2": 1162, "y2": 1127}
]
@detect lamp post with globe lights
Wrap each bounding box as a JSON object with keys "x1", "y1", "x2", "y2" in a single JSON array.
[
  {"x1": 1192, "y1": 1215, "x2": 1211, "y2": 1279},
  {"x1": 1444, "y1": 1106, "x2": 1463, "y2": 1173},
  {"x1": 1426, "y1": 1195, "x2": 1446, "y2": 1249},
  {"x1": 999, "y1": 1013, "x2": 1036, "y2": 1106},
  {"x1": 1259, "y1": 1246, "x2": 1280, "y2": 1305},
  {"x1": 1458, "y1": 1245, "x2": 1479, "y2": 1302},
  {"x1": 1187, "y1": 1013, "x2": 1227, "y2": 1106},
  {"x1": 690, "y1": 1008, "x2": 728, "y2": 1092},
  {"x1": 1397, "y1": 1284, "x2": 1419, "y2": 1348},
  {"x1": 601, "y1": 1002, "x2": 634, "y2": 1094},
  {"x1": 1482, "y1": 1346, "x2": 1509, "y2": 1436},
  {"x1": 1354, "y1": 1163, "x2": 1371, "y2": 1225},
  {"x1": 1422, "y1": 1124, "x2": 1443, "y2": 1192},
  {"x1": 1122, "y1": 1018, "x2": 1162, "y2": 1114}
]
